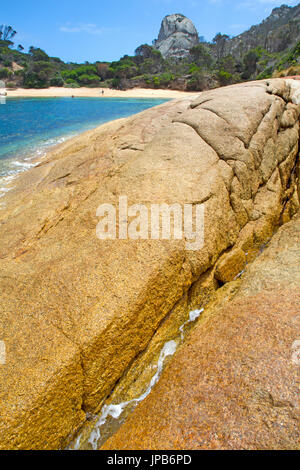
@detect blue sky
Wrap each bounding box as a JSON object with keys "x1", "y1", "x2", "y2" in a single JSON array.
[{"x1": 1, "y1": 0, "x2": 299, "y2": 63}]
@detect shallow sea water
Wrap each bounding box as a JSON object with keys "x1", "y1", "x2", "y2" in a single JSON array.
[{"x1": 0, "y1": 97, "x2": 168, "y2": 187}]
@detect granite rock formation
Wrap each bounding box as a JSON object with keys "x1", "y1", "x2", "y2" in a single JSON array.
[
  {"x1": 153, "y1": 14, "x2": 199, "y2": 59},
  {"x1": 103, "y1": 213, "x2": 300, "y2": 450},
  {"x1": 226, "y1": 4, "x2": 300, "y2": 60},
  {"x1": 0, "y1": 79, "x2": 299, "y2": 449}
]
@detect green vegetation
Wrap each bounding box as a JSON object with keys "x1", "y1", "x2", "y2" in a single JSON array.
[
  {"x1": 273, "y1": 41, "x2": 300, "y2": 73},
  {"x1": 0, "y1": 22, "x2": 299, "y2": 92}
]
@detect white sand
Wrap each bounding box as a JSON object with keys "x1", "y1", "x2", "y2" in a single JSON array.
[{"x1": 7, "y1": 87, "x2": 198, "y2": 99}]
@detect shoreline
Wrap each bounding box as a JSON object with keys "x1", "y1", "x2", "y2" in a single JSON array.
[
  {"x1": 0, "y1": 134, "x2": 70, "y2": 194},
  {"x1": 6, "y1": 86, "x2": 198, "y2": 99},
  {"x1": 0, "y1": 93, "x2": 177, "y2": 193}
]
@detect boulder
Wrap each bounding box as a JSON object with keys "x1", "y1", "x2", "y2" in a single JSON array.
[
  {"x1": 153, "y1": 14, "x2": 199, "y2": 59},
  {"x1": 103, "y1": 213, "x2": 300, "y2": 450},
  {"x1": 0, "y1": 79, "x2": 299, "y2": 449}
]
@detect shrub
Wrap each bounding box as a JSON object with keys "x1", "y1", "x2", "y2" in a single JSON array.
[
  {"x1": 64, "y1": 82, "x2": 80, "y2": 88},
  {"x1": 189, "y1": 44, "x2": 213, "y2": 69},
  {"x1": 0, "y1": 67, "x2": 12, "y2": 78},
  {"x1": 50, "y1": 76, "x2": 64, "y2": 87},
  {"x1": 187, "y1": 68, "x2": 206, "y2": 91},
  {"x1": 29, "y1": 47, "x2": 50, "y2": 62},
  {"x1": 76, "y1": 65, "x2": 98, "y2": 76},
  {"x1": 65, "y1": 78, "x2": 78, "y2": 85},
  {"x1": 61, "y1": 70, "x2": 79, "y2": 81},
  {"x1": 152, "y1": 76, "x2": 160, "y2": 88},
  {"x1": 77, "y1": 74, "x2": 100, "y2": 85},
  {"x1": 158, "y1": 72, "x2": 174, "y2": 86},
  {"x1": 23, "y1": 71, "x2": 48, "y2": 88},
  {"x1": 217, "y1": 69, "x2": 233, "y2": 85},
  {"x1": 111, "y1": 77, "x2": 121, "y2": 89},
  {"x1": 257, "y1": 66, "x2": 274, "y2": 79}
]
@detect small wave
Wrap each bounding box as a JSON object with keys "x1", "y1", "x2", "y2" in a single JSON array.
[
  {"x1": 12, "y1": 161, "x2": 36, "y2": 168},
  {"x1": 0, "y1": 134, "x2": 74, "y2": 199}
]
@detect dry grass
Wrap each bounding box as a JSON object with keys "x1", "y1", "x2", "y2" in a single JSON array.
[{"x1": 273, "y1": 65, "x2": 300, "y2": 77}]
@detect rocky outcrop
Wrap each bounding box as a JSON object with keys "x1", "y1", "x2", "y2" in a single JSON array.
[
  {"x1": 0, "y1": 79, "x2": 299, "y2": 450},
  {"x1": 153, "y1": 14, "x2": 199, "y2": 59},
  {"x1": 226, "y1": 4, "x2": 300, "y2": 59},
  {"x1": 103, "y1": 213, "x2": 300, "y2": 450},
  {"x1": 152, "y1": 6, "x2": 300, "y2": 62}
]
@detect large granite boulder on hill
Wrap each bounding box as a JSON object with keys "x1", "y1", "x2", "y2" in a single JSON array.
[
  {"x1": 0, "y1": 79, "x2": 300, "y2": 449},
  {"x1": 153, "y1": 14, "x2": 199, "y2": 59}
]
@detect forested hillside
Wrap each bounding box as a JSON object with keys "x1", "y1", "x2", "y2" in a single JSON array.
[{"x1": 1, "y1": 5, "x2": 300, "y2": 91}]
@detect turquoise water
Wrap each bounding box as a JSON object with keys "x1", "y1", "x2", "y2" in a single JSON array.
[{"x1": 0, "y1": 97, "x2": 167, "y2": 180}]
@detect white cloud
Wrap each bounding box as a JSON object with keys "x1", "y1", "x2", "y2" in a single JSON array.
[{"x1": 60, "y1": 23, "x2": 109, "y2": 35}]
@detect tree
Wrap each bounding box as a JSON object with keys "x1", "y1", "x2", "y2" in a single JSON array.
[
  {"x1": 0, "y1": 25, "x2": 17, "y2": 42},
  {"x1": 134, "y1": 44, "x2": 163, "y2": 67},
  {"x1": 23, "y1": 60, "x2": 54, "y2": 88},
  {"x1": 17, "y1": 44, "x2": 24, "y2": 52},
  {"x1": 29, "y1": 47, "x2": 50, "y2": 62},
  {"x1": 0, "y1": 68, "x2": 13, "y2": 79},
  {"x1": 189, "y1": 44, "x2": 213, "y2": 69},
  {"x1": 96, "y1": 62, "x2": 110, "y2": 80},
  {"x1": 109, "y1": 57, "x2": 138, "y2": 79},
  {"x1": 242, "y1": 50, "x2": 259, "y2": 79},
  {"x1": 135, "y1": 44, "x2": 157, "y2": 59},
  {"x1": 213, "y1": 33, "x2": 230, "y2": 61},
  {"x1": 50, "y1": 76, "x2": 64, "y2": 87},
  {"x1": 220, "y1": 55, "x2": 237, "y2": 74},
  {"x1": 187, "y1": 67, "x2": 206, "y2": 91}
]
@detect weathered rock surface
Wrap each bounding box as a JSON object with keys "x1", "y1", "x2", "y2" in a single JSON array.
[
  {"x1": 151, "y1": 5, "x2": 300, "y2": 62},
  {"x1": 226, "y1": 4, "x2": 300, "y2": 60},
  {"x1": 0, "y1": 79, "x2": 299, "y2": 449},
  {"x1": 103, "y1": 213, "x2": 300, "y2": 450},
  {"x1": 153, "y1": 14, "x2": 199, "y2": 59}
]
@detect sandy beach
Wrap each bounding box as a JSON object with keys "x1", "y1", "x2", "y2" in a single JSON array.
[{"x1": 7, "y1": 87, "x2": 199, "y2": 99}]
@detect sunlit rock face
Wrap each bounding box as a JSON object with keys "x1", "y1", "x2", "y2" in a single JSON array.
[
  {"x1": 153, "y1": 14, "x2": 199, "y2": 59},
  {"x1": 1, "y1": 79, "x2": 300, "y2": 450}
]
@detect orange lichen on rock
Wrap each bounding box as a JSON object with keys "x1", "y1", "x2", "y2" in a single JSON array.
[
  {"x1": 0, "y1": 79, "x2": 299, "y2": 449},
  {"x1": 103, "y1": 215, "x2": 300, "y2": 450}
]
